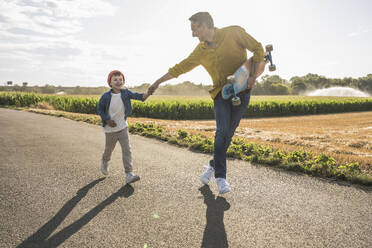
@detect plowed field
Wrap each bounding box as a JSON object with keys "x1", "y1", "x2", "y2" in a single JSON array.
[{"x1": 128, "y1": 112, "x2": 372, "y2": 173}]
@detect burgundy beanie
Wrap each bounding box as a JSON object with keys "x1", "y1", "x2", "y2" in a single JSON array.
[{"x1": 107, "y1": 70, "x2": 125, "y2": 86}]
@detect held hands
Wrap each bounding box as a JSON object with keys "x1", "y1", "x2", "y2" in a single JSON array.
[
  {"x1": 146, "y1": 73, "x2": 173, "y2": 97},
  {"x1": 146, "y1": 73, "x2": 173, "y2": 96},
  {"x1": 105, "y1": 119, "x2": 117, "y2": 127},
  {"x1": 143, "y1": 92, "x2": 150, "y2": 101},
  {"x1": 147, "y1": 81, "x2": 160, "y2": 95},
  {"x1": 142, "y1": 81, "x2": 160, "y2": 101},
  {"x1": 142, "y1": 82, "x2": 159, "y2": 101}
]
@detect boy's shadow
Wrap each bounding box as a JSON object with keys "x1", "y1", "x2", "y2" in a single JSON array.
[
  {"x1": 18, "y1": 178, "x2": 134, "y2": 248},
  {"x1": 199, "y1": 185, "x2": 230, "y2": 248}
]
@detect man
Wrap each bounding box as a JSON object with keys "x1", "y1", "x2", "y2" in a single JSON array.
[{"x1": 148, "y1": 12, "x2": 265, "y2": 194}]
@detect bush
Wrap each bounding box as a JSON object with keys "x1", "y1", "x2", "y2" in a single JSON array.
[{"x1": 1, "y1": 92, "x2": 372, "y2": 120}]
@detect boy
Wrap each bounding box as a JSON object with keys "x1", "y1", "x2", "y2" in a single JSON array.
[{"x1": 97, "y1": 70, "x2": 149, "y2": 184}]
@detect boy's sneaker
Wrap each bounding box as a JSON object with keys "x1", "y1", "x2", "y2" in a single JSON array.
[
  {"x1": 200, "y1": 165, "x2": 214, "y2": 184},
  {"x1": 216, "y1": 178, "x2": 230, "y2": 194},
  {"x1": 126, "y1": 172, "x2": 140, "y2": 184},
  {"x1": 101, "y1": 159, "x2": 109, "y2": 175}
]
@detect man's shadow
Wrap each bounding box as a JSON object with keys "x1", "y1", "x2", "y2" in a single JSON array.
[
  {"x1": 18, "y1": 178, "x2": 134, "y2": 248},
  {"x1": 199, "y1": 185, "x2": 230, "y2": 248}
]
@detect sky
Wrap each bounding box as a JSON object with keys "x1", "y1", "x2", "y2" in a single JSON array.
[{"x1": 0, "y1": 0, "x2": 371, "y2": 87}]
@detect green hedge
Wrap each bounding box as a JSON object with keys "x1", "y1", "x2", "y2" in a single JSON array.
[{"x1": 1, "y1": 92, "x2": 372, "y2": 119}]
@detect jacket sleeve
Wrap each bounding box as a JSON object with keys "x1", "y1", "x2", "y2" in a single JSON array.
[
  {"x1": 168, "y1": 44, "x2": 202, "y2": 78},
  {"x1": 97, "y1": 95, "x2": 110, "y2": 122},
  {"x1": 127, "y1": 89, "x2": 145, "y2": 102},
  {"x1": 234, "y1": 26, "x2": 264, "y2": 62}
]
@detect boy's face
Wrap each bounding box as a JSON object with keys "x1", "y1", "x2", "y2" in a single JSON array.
[{"x1": 110, "y1": 75, "x2": 124, "y2": 91}]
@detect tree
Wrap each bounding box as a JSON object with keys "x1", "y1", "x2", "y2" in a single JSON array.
[
  {"x1": 251, "y1": 82, "x2": 265, "y2": 95},
  {"x1": 356, "y1": 75, "x2": 372, "y2": 94},
  {"x1": 72, "y1": 86, "x2": 83, "y2": 94},
  {"x1": 260, "y1": 75, "x2": 289, "y2": 95},
  {"x1": 13, "y1": 84, "x2": 22, "y2": 92},
  {"x1": 290, "y1": 78, "x2": 307, "y2": 94},
  {"x1": 41, "y1": 84, "x2": 56, "y2": 94},
  {"x1": 271, "y1": 83, "x2": 290, "y2": 95}
]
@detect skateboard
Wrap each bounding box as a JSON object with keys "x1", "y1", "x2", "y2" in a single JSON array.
[{"x1": 222, "y1": 44, "x2": 276, "y2": 106}]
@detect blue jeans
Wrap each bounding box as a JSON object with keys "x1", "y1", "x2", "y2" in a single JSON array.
[{"x1": 210, "y1": 90, "x2": 251, "y2": 179}]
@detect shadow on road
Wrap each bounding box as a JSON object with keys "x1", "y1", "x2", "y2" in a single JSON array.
[
  {"x1": 199, "y1": 185, "x2": 230, "y2": 248},
  {"x1": 17, "y1": 178, "x2": 134, "y2": 248}
]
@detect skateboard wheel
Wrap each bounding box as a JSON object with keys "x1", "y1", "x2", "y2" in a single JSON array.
[
  {"x1": 265, "y1": 44, "x2": 273, "y2": 52},
  {"x1": 232, "y1": 96, "x2": 241, "y2": 106},
  {"x1": 269, "y1": 64, "x2": 276, "y2": 71},
  {"x1": 227, "y1": 75, "x2": 235, "y2": 83}
]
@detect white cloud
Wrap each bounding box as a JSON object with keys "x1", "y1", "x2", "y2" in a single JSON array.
[
  {"x1": 0, "y1": 0, "x2": 118, "y2": 85},
  {"x1": 348, "y1": 26, "x2": 371, "y2": 37},
  {"x1": 0, "y1": 0, "x2": 116, "y2": 35},
  {"x1": 1, "y1": 0, "x2": 371, "y2": 86},
  {"x1": 53, "y1": 0, "x2": 115, "y2": 18}
]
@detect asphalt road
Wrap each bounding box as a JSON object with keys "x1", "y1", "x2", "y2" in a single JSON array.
[{"x1": 1, "y1": 108, "x2": 371, "y2": 248}]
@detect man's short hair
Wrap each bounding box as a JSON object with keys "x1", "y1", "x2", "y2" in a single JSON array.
[{"x1": 189, "y1": 12, "x2": 214, "y2": 29}]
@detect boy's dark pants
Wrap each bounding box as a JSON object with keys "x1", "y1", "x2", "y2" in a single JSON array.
[{"x1": 209, "y1": 90, "x2": 251, "y2": 179}]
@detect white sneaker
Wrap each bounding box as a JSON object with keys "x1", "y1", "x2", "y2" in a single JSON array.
[
  {"x1": 216, "y1": 178, "x2": 230, "y2": 194},
  {"x1": 101, "y1": 159, "x2": 109, "y2": 175},
  {"x1": 126, "y1": 172, "x2": 140, "y2": 184},
  {"x1": 200, "y1": 165, "x2": 214, "y2": 184}
]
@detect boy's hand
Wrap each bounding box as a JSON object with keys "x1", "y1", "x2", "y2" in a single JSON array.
[{"x1": 106, "y1": 120, "x2": 117, "y2": 127}]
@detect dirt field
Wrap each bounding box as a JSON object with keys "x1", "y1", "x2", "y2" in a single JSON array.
[{"x1": 128, "y1": 112, "x2": 372, "y2": 173}]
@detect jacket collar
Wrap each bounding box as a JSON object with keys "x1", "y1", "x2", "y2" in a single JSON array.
[
  {"x1": 201, "y1": 27, "x2": 219, "y2": 49},
  {"x1": 108, "y1": 88, "x2": 127, "y2": 94}
]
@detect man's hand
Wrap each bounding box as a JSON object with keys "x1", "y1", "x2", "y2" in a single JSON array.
[
  {"x1": 106, "y1": 120, "x2": 117, "y2": 127},
  {"x1": 148, "y1": 73, "x2": 174, "y2": 95},
  {"x1": 247, "y1": 76, "x2": 257, "y2": 89},
  {"x1": 247, "y1": 60, "x2": 266, "y2": 89},
  {"x1": 148, "y1": 81, "x2": 160, "y2": 95}
]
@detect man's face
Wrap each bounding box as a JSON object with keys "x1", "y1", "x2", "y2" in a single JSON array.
[
  {"x1": 191, "y1": 21, "x2": 208, "y2": 42},
  {"x1": 110, "y1": 75, "x2": 124, "y2": 91}
]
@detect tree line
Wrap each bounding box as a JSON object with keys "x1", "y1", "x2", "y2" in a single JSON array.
[
  {"x1": 252, "y1": 73, "x2": 372, "y2": 95},
  {"x1": 1, "y1": 73, "x2": 371, "y2": 96}
]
